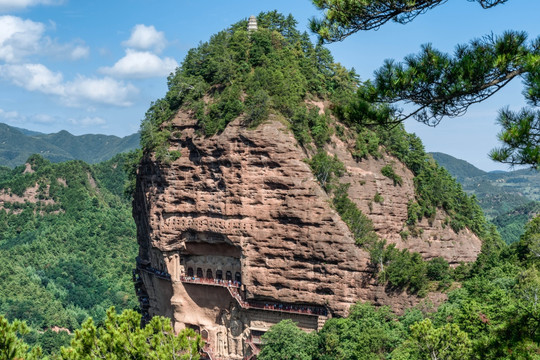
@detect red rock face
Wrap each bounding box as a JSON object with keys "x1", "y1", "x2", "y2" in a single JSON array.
[
  {"x1": 328, "y1": 137, "x2": 482, "y2": 265},
  {"x1": 132, "y1": 111, "x2": 481, "y2": 358}
]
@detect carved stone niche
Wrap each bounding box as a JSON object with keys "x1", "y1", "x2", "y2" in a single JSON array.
[
  {"x1": 181, "y1": 230, "x2": 242, "y2": 258},
  {"x1": 183, "y1": 255, "x2": 242, "y2": 280}
]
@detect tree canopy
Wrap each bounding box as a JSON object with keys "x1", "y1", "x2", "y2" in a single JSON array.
[
  {"x1": 310, "y1": 0, "x2": 540, "y2": 169},
  {"x1": 60, "y1": 308, "x2": 202, "y2": 360},
  {"x1": 139, "y1": 11, "x2": 358, "y2": 162},
  {"x1": 310, "y1": 0, "x2": 509, "y2": 40},
  {"x1": 0, "y1": 154, "x2": 139, "y2": 355},
  {"x1": 258, "y1": 319, "x2": 317, "y2": 360},
  {"x1": 0, "y1": 315, "x2": 42, "y2": 360}
]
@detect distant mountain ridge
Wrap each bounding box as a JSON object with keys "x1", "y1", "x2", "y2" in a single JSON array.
[
  {"x1": 431, "y1": 152, "x2": 540, "y2": 244},
  {"x1": 430, "y1": 152, "x2": 486, "y2": 182},
  {"x1": 0, "y1": 123, "x2": 139, "y2": 168}
]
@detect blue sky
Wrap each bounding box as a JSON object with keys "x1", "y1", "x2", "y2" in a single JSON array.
[{"x1": 0, "y1": 0, "x2": 538, "y2": 171}]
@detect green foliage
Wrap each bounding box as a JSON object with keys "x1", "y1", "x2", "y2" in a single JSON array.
[
  {"x1": 353, "y1": 128, "x2": 381, "y2": 159},
  {"x1": 370, "y1": 32, "x2": 535, "y2": 128},
  {"x1": 333, "y1": 88, "x2": 392, "y2": 129},
  {"x1": 433, "y1": 151, "x2": 540, "y2": 244},
  {"x1": 412, "y1": 159, "x2": 486, "y2": 234},
  {"x1": 0, "y1": 315, "x2": 42, "y2": 360},
  {"x1": 381, "y1": 163, "x2": 402, "y2": 186},
  {"x1": 259, "y1": 319, "x2": 317, "y2": 360},
  {"x1": 26, "y1": 329, "x2": 71, "y2": 357},
  {"x1": 244, "y1": 89, "x2": 271, "y2": 128},
  {"x1": 261, "y1": 216, "x2": 540, "y2": 359},
  {"x1": 334, "y1": 91, "x2": 489, "y2": 237},
  {"x1": 140, "y1": 99, "x2": 177, "y2": 162},
  {"x1": 290, "y1": 106, "x2": 333, "y2": 147},
  {"x1": 290, "y1": 106, "x2": 312, "y2": 145},
  {"x1": 60, "y1": 307, "x2": 202, "y2": 360},
  {"x1": 308, "y1": 150, "x2": 345, "y2": 192},
  {"x1": 93, "y1": 152, "x2": 136, "y2": 198},
  {"x1": 0, "y1": 123, "x2": 140, "y2": 169},
  {"x1": 400, "y1": 319, "x2": 472, "y2": 360},
  {"x1": 381, "y1": 245, "x2": 429, "y2": 294},
  {"x1": 490, "y1": 107, "x2": 540, "y2": 170},
  {"x1": 333, "y1": 184, "x2": 377, "y2": 246},
  {"x1": 311, "y1": 0, "x2": 507, "y2": 41},
  {"x1": 515, "y1": 215, "x2": 540, "y2": 264},
  {"x1": 308, "y1": 149, "x2": 378, "y2": 251},
  {"x1": 369, "y1": 238, "x2": 434, "y2": 296},
  {"x1": 426, "y1": 257, "x2": 451, "y2": 282},
  {"x1": 406, "y1": 200, "x2": 422, "y2": 226},
  {"x1": 122, "y1": 148, "x2": 143, "y2": 200},
  {"x1": 399, "y1": 230, "x2": 409, "y2": 241},
  {"x1": 308, "y1": 109, "x2": 333, "y2": 147},
  {"x1": 198, "y1": 86, "x2": 245, "y2": 135},
  {"x1": 373, "y1": 192, "x2": 384, "y2": 203},
  {"x1": 311, "y1": 0, "x2": 539, "y2": 168},
  {"x1": 492, "y1": 201, "x2": 540, "y2": 244},
  {"x1": 140, "y1": 12, "x2": 357, "y2": 156},
  {"x1": 0, "y1": 155, "x2": 137, "y2": 334},
  {"x1": 430, "y1": 152, "x2": 486, "y2": 182},
  {"x1": 317, "y1": 303, "x2": 406, "y2": 360}
]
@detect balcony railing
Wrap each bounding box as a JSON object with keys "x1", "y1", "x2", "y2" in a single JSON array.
[{"x1": 181, "y1": 275, "x2": 327, "y2": 317}]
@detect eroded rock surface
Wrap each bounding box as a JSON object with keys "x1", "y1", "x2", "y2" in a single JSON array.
[{"x1": 133, "y1": 111, "x2": 481, "y2": 359}]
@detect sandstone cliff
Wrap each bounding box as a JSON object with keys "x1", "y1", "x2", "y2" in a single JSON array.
[
  {"x1": 132, "y1": 14, "x2": 484, "y2": 359},
  {"x1": 133, "y1": 109, "x2": 481, "y2": 358}
]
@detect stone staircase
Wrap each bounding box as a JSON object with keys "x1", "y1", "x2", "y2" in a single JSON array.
[{"x1": 317, "y1": 315, "x2": 329, "y2": 331}]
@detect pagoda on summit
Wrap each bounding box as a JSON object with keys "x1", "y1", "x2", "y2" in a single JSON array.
[{"x1": 247, "y1": 15, "x2": 257, "y2": 32}]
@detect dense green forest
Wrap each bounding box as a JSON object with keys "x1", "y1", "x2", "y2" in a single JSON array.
[
  {"x1": 1, "y1": 10, "x2": 539, "y2": 360},
  {"x1": 0, "y1": 153, "x2": 138, "y2": 356},
  {"x1": 433, "y1": 152, "x2": 540, "y2": 244}
]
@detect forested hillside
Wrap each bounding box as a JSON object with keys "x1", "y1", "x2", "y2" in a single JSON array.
[
  {"x1": 432, "y1": 152, "x2": 540, "y2": 244},
  {"x1": 0, "y1": 123, "x2": 139, "y2": 168},
  {"x1": 0, "y1": 154, "x2": 138, "y2": 355}
]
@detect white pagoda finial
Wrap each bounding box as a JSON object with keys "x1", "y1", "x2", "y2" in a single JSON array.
[{"x1": 247, "y1": 15, "x2": 258, "y2": 32}]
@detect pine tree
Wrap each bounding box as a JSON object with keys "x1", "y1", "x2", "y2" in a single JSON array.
[{"x1": 310, "y1": 0, "x2": 540, "y2": 169}]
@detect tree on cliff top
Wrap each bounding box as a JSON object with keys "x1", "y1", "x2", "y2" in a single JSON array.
[
  {"x1": 139, "y1": 11, "x2": 358, "y2": 161},
  {"x1": 310, "y1": 0, "x2": 540, "y2": 169}
]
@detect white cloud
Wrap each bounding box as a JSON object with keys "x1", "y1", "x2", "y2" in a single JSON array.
[
  {"x1": 0, "y1": 16, "x2": 90, "y2": 62},
  {"x1": 0, "y1": 63, "x2": 139, "y2": 107},
  {"x1": 64, "y1": 75, "x2": 138, "y2": 107},
  {"x1": 0, "y1": 108, "x2": 26, "y2": 126},
  {"x1": 0, "y1": 108, "x2": 21, "y2": 120},
  {"x1": 0, "y1": 0, "x2": 63, "y2": 12},
  {"x1": 0, "y1": 63, "x2": 64, "y2": 94},
  {"x1": 69, "y1": 116, "x2": 106, "y2": 127},
  {"x1": 33, "y1": 113, "x2": 55, "y2": 123},
  {"x1": 99, "y1": 49, "x2": 177, "y2": 78},
  {"x1": 0, "y1": 16, "x2": 44, "y2": 62},
  {"x1": 122, "y1": 24, "x2": 167, "y2": 53},
  {"x1": 70, "y1": 45, "x2": 89, "y2": 60}
]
